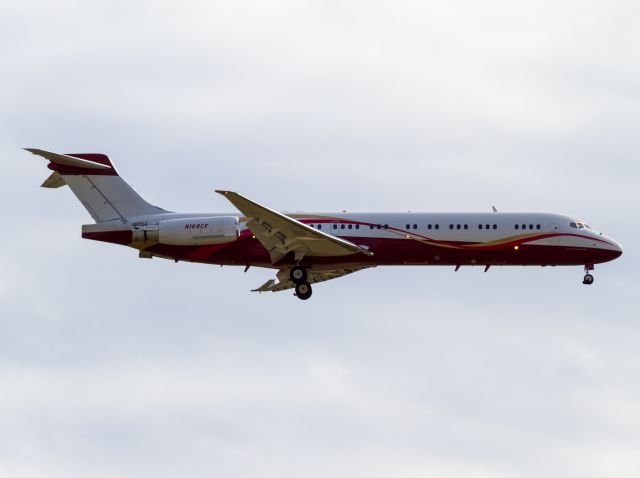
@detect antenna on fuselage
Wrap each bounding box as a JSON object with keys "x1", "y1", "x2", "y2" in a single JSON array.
[{"x1": 492, "y1": 206, "x2": 498, "y2": 212}]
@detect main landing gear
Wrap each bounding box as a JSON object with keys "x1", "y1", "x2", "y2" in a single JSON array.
[
  {"x1": 291, "y1": 266, "x2": 312, "y2": 300},
  {"x1": 290, "y1": 266, "x2": 308, "y2": 284},
  {"x1": 295, "y1": 282, "x2": 313, "y2": 300},
  {"x1": 583, "y1": 263, "x2": 595, "y2": 285}
]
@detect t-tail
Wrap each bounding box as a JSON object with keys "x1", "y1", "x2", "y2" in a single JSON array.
[{"x1": 25, "y1": 148, "x2": 166, "y2": 223}]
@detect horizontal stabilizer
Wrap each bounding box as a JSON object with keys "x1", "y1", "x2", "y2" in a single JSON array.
[
  {"x1": 41, "y1": 171, "x2": 66, "y2": 188},
  {"x1": 25, "y1": 148, "x2": 113, "y2": 170}
]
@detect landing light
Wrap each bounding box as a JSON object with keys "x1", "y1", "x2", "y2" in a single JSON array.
[{"x1": 514, "y1": 245, "x2": 519, "y2": 251}]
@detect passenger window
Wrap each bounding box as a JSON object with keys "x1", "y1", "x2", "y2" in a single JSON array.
[
  {"x1": 529, "y1": 224, "x2": 533, "y2": 229},
  {"x1": 515, "y1": 224, "x2": 519, "y2": 229},
  {"x1": 377, "y1": 225, "x2": 382, "y2": 229},
  {"x1": 333, "y1": 224, "x2": 337, "y2": 230},
  {"x1": 449, "y1": 224, "x2": 454, "y2": 229},
  {"x1": 456, "y1": 224, "x2": 461, "y2": 230},
  {"x1": 479, "y1": 224, "x2": 483, "y2": 229},
  {"x1": 413, "y1": 224, "x2": 417, "y2": 230},
  {"x1": 435, "y1": 224, "x2": 440, "y2": 230},
  {"x1": 521, "y1": 224, "x2": 526, "y2": 230},
  {"x1": 384, "y1": 224, "x2": 389, "y2": 229},
  {"x1": 493, "y1": 224, "x2": 497, "y2": 229},
  {"x1": 536, "y1": 224, "x2": 540, "y2": 230},
  {"x1": 341, "y1": 224, "x2": 345, "y2": 229},
  {"x1": 406, "y1": 224, "x2": 410, "y2": 229},
  {"x1": 355, "y1": 224, "x2": 359, "y2": 230},
  {"x1": 318, "y1": 224, "x2": 322, "y2": 230},
  {"x1": 464, "y1": 224, "x2": 468, "y2": 230},
  {"x1": 428, "y1": 224, "x2": 432, "y2": 230},
  {"x1": 348, "y1": 224, "x2": 352, "y2": 230}
]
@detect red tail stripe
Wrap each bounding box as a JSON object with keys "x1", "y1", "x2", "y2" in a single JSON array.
[{"x1": 48, "y1": 153, "x2": 118, "y2": 176}]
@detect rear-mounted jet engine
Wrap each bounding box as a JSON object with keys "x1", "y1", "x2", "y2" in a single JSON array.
[{"x1": 133, "y1": 216, "x2": 240, "y2": 245}]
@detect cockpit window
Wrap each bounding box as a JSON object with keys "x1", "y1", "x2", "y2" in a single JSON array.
[
  {"x1": 572, "y1": 220, "x2": 592, "y2": 230},
  {"x1": 571, "y1": 220, "x2": 593, "y2": 230}
]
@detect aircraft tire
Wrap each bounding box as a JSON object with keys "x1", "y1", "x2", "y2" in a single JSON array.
[
  {"x1": 290, "y1": 266, "x2": 308, "y2": 285},
  {"x1": 583, "y1": 273, "x2": 594, "y2": 285},
  {"x1": 295, "y1": 282, "x2": 312, "y2": 300}
]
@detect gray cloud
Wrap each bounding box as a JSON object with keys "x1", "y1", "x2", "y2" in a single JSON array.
[{"x1": 1, "y1": 1, "x2": 639, "y2": 477}]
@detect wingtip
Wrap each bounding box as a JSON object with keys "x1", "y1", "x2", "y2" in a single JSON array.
[
  {"x1": 215, "y1": 190, "x2": 229, "y2": 196},
  {"x1": 252, "y1": 279, "x2": 276, "y2": 292}
]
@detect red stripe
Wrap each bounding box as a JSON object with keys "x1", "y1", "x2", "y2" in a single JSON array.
[
  {"x1": 294, "y1": 218, "x2": 617, "y2": 249},
  {"x1": 48, "y1": 153, "x2": 119, "y2": 176}
]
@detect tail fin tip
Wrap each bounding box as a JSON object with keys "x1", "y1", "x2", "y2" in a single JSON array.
[{"x1": 24, "y1": 148, "x2": 115, "y2": 173}]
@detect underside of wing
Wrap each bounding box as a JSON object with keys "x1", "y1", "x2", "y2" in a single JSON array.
[
  {"x1": 216, "y1": 190, "x2": 374, "y2": 264},
  {"x1": 253, "y1": 266, "x2": 373, "y2": 293}
]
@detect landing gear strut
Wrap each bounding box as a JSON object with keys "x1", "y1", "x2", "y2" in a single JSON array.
[
  {"x1": 583, "y1": 263, "x2": 594, "y2": 285},
  {"x1": 290, "y1": 266, "x2": 308, "y2": 285},
  {"x1": 295, "y1": 282, "x2": 313, "y2": 300}
]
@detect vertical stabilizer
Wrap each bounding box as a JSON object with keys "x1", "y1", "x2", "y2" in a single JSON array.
[{"x1": 25, "y1": 148, "x2": 166, "y2": 223}]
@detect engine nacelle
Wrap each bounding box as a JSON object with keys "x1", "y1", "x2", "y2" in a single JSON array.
[{"x1": 155, "y1": 216, "x2": 240, "y2": 245}]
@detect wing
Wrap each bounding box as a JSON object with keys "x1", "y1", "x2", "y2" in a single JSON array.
[
  {"x1": 253, "y1": 266, "x2": 373, "y2": 293},
  {"x1": 216, "y1": 190, "x2": 374, "y2": 264}
]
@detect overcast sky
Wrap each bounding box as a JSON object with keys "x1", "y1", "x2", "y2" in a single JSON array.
[{"x1": 1, "y1": 1, "x2": 639, "y2": 477}]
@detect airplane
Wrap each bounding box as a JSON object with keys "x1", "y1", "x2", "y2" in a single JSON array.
[{"x1": 25, "y1": 148, "x2": 623, "y2": 300}]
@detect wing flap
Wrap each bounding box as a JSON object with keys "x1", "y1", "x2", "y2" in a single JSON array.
[{"x1": 253, "y1": 267, "x2": 373, "y2": 293}]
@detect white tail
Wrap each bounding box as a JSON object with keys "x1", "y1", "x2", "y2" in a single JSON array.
[{"x1": 26, "y1": 148, "x2": 166, "y2": 223}]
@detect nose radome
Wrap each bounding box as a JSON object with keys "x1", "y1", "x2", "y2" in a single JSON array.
[
  {"x1": 609, "y1": 237, "x2": 623, "y2": 258},
  {"x1": 615, "y1": 240, "x2": 624, "y2": 255}
]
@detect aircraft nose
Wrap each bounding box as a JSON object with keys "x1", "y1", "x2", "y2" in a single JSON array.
[
  {"x1": 614, "y1": 240, "x2": 623, "y2": 257},
  {"x1": 608, "y1": 237, "x2": 623, "y2": 259}
]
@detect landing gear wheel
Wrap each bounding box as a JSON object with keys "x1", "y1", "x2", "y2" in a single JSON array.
[
  {"x1": 290, "y1": 266, "x2": 308, "y2": 285},
  {"x1": 295, "y1": 282, "x2": 312, "y2": 300},
  {"x1": 583, "y1": 264, "x2": 595, "y2": 285}
]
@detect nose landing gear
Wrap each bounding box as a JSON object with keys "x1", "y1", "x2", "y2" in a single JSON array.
[{"x1": 583, "y1": 263, "x2": 595, "y2": 285}]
